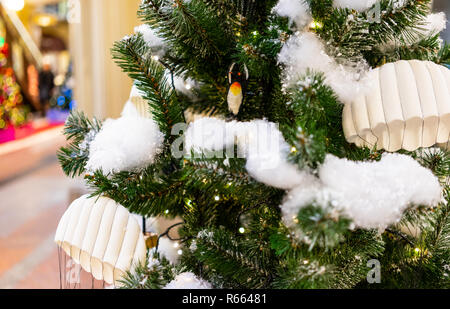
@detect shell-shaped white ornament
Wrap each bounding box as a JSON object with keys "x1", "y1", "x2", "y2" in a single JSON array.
[
  {"x1": 54, "y1": 195, "x2": 147, "y2": 285},
  {"x1": 343, "y1": 60, "x2": 450, "y2": 152}
]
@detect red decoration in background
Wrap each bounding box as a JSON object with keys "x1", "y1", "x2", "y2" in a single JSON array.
[{"x1": 0, "y1": 40, "x2": 28, "y2": 130}]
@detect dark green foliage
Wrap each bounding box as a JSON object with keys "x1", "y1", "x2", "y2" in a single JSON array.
[
  {"x1": 57, "y1": 111, "x2": 102, "y2": 177},
  {"x1": 295, "y1": 205, "x2": 352, "y2": 250},
  {"x1": 283, "y1": 73, "x2": 347, "y2": 168},
  {"x1": 312, "y1": 0, "x2": 433, "y2": 66},
  {"x1": 139, "y1": 0, "x2": 233, "y2": 83},
  {"x1": 436, "y1": 42, "x2": 450, "y2": 65},
  {"x1": 189, "y1": 227, "x2": 277, "y2": 288},
  {"x1": 59, "y1": 0, "x2": 450, "y2": 289},
  {"x1": 119, "y1": 253, "x2": 178, "y2": 289}
]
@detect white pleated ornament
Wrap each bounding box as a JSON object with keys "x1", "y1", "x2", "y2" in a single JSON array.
[
  {"x1": 343, "y1": 60, "x2": 450, "y2": 152},
  {"x1": 55, "y1": 195, "x2": 147, "y2": 286},
  {"x1": 129, "y1": 85, "x2": 152, "y2": 118}
]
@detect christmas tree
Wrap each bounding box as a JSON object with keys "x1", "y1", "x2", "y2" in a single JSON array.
[
  {"x1": 0, "y1": 42, "x2": 27, "y2": 130},
  {"x1": 58, "y1": 0, "x2": 450, "y2": 289}
]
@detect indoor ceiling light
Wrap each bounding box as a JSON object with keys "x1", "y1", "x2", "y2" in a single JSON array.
[
  {"x1": 2, "y1": 0, "x2": 25, "y2": 12},
  {"x1": 33, "y1": 13, "x2": 57, "y2": 27}
]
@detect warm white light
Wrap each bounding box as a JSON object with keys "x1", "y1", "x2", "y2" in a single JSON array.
[
  {"x1": 239, "y1": 227, "x2": 245, "y2": 234},
  {"x1": 37, "y1": 16, "x2": 52, "y2": 27},
  {"x1": 214, "y1": 196, "x2": 220, "y2": 201},
  {"x1": 54, "y1": 74, "x2": 65, "y2": 86},
  {"x1": 177, "y1": 249, "x2": 183, "y2": 255},
  {"x1": 33, "y1": 13, "x2": 58, "y2": 27},
  {"x1": 151, "y1": 55, "x2": 159, "y2": 61},
  {"x1": 309, "y1": 20, "x2": 323, "y2": 29},
  {"x1": 2, "y1": 0, "x2": 25, "y2": 12},
  {"x1": 185, "y1": 83, "x2": 192, "y2": 90}
]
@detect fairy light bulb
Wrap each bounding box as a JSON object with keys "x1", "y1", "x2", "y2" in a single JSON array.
[
  {"x1": 151, "y1": 55, "x2": 159, "y2": 61},
  {"x1": 214, "y1": 195, "x2": 220, "y2": 201},
  {"x1": 177, "y1": 249, "x2": 183, "y2": 255},
  {"x1": 239, "y1": 227, "x2": 245, "y2": 234},
  {"x1": 309, "y1": 20, "x2": 323, "y2": 30},
  {"x1": 185, "y1": 83, "x2": 192, "y2": 90}
]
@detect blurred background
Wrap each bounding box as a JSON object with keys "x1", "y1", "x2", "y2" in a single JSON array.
[
  {"x1": 0, "y1": 0, "x2": 448, "y2": 289},
  {"x1": 0, "y1": 0, "x2": 142, "y2": 289}
]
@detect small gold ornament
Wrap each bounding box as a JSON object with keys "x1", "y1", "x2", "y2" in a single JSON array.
[{"x1": 145, "y1": 232, "x2": 159, "y2": 249}]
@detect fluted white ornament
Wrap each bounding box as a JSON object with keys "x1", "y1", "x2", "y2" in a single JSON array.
[
  {"x1": 343, "y1": 60, "x2": 450, "y2": 152},
  {"x1": 55, "y1": 195, "x2": 147, "y2": 285},
  {"x1": 128, "y1": 85, "x2": 151, "y2": 118}
]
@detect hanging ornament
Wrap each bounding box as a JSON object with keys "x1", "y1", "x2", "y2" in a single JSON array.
[
  {"x1": 227, "y1": 63, "x2": 249, "y2": 116},
  {"x1": 144, "y1": 232, "x2": 159, "y2": 249},
  {"x1": 54, "y1": 195, "x2": 147, "y2": 286},
  {"x1": 343, "y1": 60, "x2": 450, "y2": 152}
]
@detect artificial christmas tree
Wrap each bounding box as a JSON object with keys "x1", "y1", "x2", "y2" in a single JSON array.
[{"x1": 57, "y1": 0, "x2": 450, "y2": 289}]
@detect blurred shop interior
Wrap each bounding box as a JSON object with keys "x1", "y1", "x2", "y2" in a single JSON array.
[
  {"x1": 0, "y1": 0, "x2": 141, "y2": 289},
  {"x1": 0, "y1": 0, "x2": 142, "y2": 145},
  {"x1": 0, "y1": 0, "x2": 448, "y2": 289}
]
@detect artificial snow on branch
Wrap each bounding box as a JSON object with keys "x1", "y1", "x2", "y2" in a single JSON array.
[
  {"x1": 282, "y1": 153, "x2": 442, "y2": 230},
  {"x1": 333, "y1": 0, "x2": 377, "y2": 12},
  {"x1": 86, "y1": 114, "x2": 164, "y2": 174},
  {"x1": 273, "y1": 0, "x2": 312, "y2": 29},
  {"x1": 185, "y1": 117, "x2": 311, "y2": 190},
  {"x1": 163, "y1": 272, "x2": 212, "y2": 289},
  {"x1": 155, "y1": 237, "x2": 181, "y2": 265},
  {"x1": 134, "y1": 24, "x2": 167, "y2": 55},
  {"x1": 278, "y1": 32, "x2": 372, "y2": 103}
]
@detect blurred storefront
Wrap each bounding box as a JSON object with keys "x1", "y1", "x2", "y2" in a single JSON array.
[
  {"x1": 0, "y1": 0, "x2": 141, "y2": 144},
  {"x1": 0, "y1": 0, "x2": 147, "y2": 289},
  {"x1": 0, "y1": 0, "x2": 72, "y2": 143}
]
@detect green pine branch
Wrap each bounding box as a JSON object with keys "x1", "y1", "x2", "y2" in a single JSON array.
[
  {"x1": 119, "y1": 253, "x2": 179, "y2": 289},
  {"x1": 282, "y1": 73, "x2": 347, "y2": 168},
  {"x1": 112, "y1": 34, "x2": 184, "y2": 140},
  {"x1": 191, "y1": 227, "x2": 277, "y2": 288},
  {"x1": 312, "y1": 0, "x2": 432, "y2": 66},
  {"x1": 57, "y1": 111, "x2": 102, "y2": 177},
  {"x1": 371, "y1": 33, "x2": 443, "y2": 66},
  {"x1": 138, "y1": 0, "x2": 231, "y2": 75}
]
